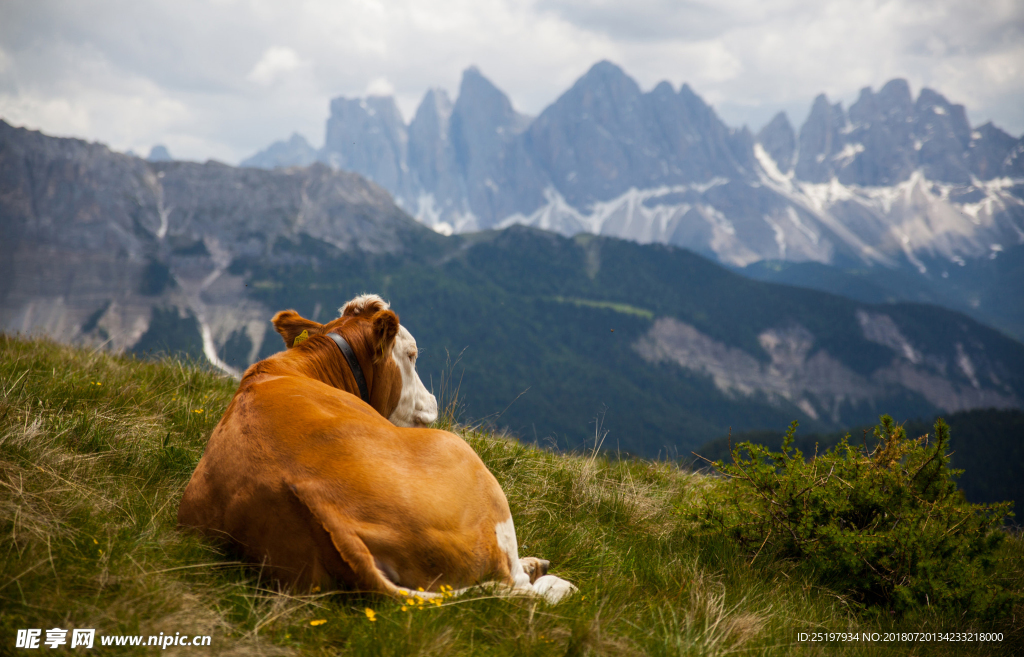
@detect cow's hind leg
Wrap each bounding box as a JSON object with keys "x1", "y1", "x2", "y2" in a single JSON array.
[{"x1": 289, "y1": 481, "x2": 434, "y2": 598}]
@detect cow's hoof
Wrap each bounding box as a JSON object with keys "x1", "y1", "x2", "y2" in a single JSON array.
[
  {"x1": 533, "y1": 575, "x2": 577, "y2": 604},
  {"x1": 520, "y1": 557, "x2": 550, "y2": 583}
]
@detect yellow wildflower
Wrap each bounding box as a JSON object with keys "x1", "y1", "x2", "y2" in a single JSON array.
[
  {"x1": 193, "y1": 409, "x2": 203, "y2": 413},
  {"x1": 309, "y1": 619, "x2": 326, "y2": 627},
  {"x1": 364, "y1": 608, "x2": 377, "y2": 622},
  {"x1": 400, "y1": 606, "x2": 408, "y2": 612}
]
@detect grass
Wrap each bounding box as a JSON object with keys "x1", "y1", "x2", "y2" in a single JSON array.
[
  {"x1": 1, "y1": 333, "x2": 1022, "y2": 655},
  {"x1": 548, "y1": 296, "x2": 655, "y2": 320}
]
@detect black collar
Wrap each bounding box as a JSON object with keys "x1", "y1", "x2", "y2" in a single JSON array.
[{"x1": 327, "y1": 332, "x2": 370, "y2": 403}]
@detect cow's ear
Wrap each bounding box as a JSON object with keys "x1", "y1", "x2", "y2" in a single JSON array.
[
  {"x1": 371, "y1": 310, "x2": 400, "y2": 363},
  {"x1": 272, "y1": 310, "x2": 323, "y2": 348}
]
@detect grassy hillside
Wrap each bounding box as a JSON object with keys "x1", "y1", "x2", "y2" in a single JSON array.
[{"x1": 2, "y1": 335, "x2": 1022, "y2": 655}]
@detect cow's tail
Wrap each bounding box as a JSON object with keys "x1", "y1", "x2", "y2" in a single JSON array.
[{"x1": 289, "y1": 481, "x2": 576, "y2": 603}]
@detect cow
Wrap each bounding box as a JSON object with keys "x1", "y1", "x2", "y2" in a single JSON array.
[{"x1": 177, "y1": 294, "x2": 575, "y2": 603}]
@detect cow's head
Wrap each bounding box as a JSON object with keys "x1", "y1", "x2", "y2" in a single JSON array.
[{"x1": 271, "y1": 294, "x2": 438, "y2": 427}]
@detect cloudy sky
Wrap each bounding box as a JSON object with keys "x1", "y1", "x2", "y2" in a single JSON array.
[{"x1": 1, "y1": 0, "x2": 1021, "y2": 164}]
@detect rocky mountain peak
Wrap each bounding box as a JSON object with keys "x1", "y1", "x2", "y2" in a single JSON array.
[
  {"x1": 967, "y1": 122, "x2": 1018, "y2": 180},
  {"x1": 453, "y1": 67, "x2": 529, "y2": 136},
  {"x1": 407, "y1": 88, "x2": 458, "y2": 208},
  {"x1": 447, "y1": 67, "x2": 546, "y2": 227},
  {"x1": 757, "y1": 111, "x2": 796, "y2": 173},
  {"x1": 793, "y1": 81, "x2": 990, "y2": 186},
  {"x1": 412, "y1": 89, "x2": 453, "y2": 136},
  {"x1": 836, "y1": 82, "x2": 916, "y2": 186},
  {"x1": 876, "y1": 78, "x2": 914, "y2": 120},
  {"x1": 650, "y1": 80, "x2": 674, "y2": 98},
  {"x1": 795, "y1": 94, "x2": 847, "y2": 182},
  {"x1": 147, "y1": 145, "x2": 172, "y2": 162},
  {"x1": 240, "y1": 133, "x2": 317, "y2": 169},
  {"x1": 912, "y1": 88, "x2": 973, "y2": 183},
  {"x1": 323, "y1": 94, "x2": 411, "y2": 201},
  {"x1": 527, "y1": 61, "x2": 649, "y2": 207},
  {"x1": 527, "y1": 61, "x2": 757, "y2": 208},
  {"x1": 562, "y1": 59, "x2": 645, "y2": 119},
  {"x1": 451, "y1": 68, "x2": 525, "y2": 160},
  {"x1": 581, "y1": 60, "x2": 639, "y2": 90}
]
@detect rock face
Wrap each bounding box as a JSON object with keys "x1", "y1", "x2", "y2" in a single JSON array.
[
  {"x1": 757, "y1": 112, "x2": 796, "y2": 174},
  {"x1": 636, "y1": 314, "x2": 1019, "y2": 426},
  {"x1": 447, "y1": 67, "x2": 543, "y2": 230},
  {"x1": 0, "y1": 120, "x2": 432, "y2": 373},
  {"x1": 243, "y1": 62, "x2": 1023, "y2": 280},
  {"x1": 528, "y1": 63, "x2": 753, "y2": 208},
  {"x1": 406, "y1": 88, "x2": 464, "y2": 230},
  {"x1": 797, "y1": 79, "x2": 978, "y2": 186},
  {"x1": 321, "y1": 96, "x2": 414, "y2": 205}
]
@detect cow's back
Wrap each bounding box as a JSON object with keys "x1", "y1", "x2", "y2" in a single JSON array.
[{"x1": 178, "y1": 372, "x2": 513, "y2": 591}]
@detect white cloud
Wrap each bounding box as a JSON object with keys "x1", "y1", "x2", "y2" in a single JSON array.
[
  {"x1": 247, "y1": 46, "x2": 304, "y2": 86},
  {"x1": 365, "y1": 76, "x2": 395, "y2": 97},
  {"x1": 0, "y1": 0, "x2": 1020, "y2": 164}
]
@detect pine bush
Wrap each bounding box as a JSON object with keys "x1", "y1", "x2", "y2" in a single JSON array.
[{"x1": 692, "y1": 416, "x2": 1017, "y2": 617}]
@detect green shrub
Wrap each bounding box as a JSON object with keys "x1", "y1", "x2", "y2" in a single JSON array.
[{"x1": 691, "y1": 416, "x2": 1017, "y2": 617}]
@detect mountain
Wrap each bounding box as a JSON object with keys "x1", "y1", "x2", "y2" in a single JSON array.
[
  {"x1": 235, "y1": 225, "x2": 1024, "y2": 456},
  {"x1": 5, "y1": 120, "x2": 1023, "y2": 456},
  {"x1": 147, "y1": 144, "x2": 172, "y2": 162},
  {"x1": 0, "y1": 119, "x2": 439, "y2": 373},
  {"x1": 242, "y1": 62, "x2": 1023, "y2": 266},
  {"x1": 756, "y1": 112, "x2": 796, "y2": 174},
  {"x1": 242, "y1": 61, "x2": 1024, "y2": 340},
  {"x1": 320, "y1": 95, "x2": 415, "y2": 206},
  {"x1": 240, "y1": 133, "x2": 317, "y2": 169},
  {"x1": 738, "y1": 243, "x2": 1024, "y2": 345}
]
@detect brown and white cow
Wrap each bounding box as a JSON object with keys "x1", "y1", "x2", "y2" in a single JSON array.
[{"x1": 178, "y1": 294, "x2": 574, "y2": 603}]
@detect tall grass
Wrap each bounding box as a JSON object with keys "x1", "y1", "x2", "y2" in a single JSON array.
[{"x1": 1, "y1": 334, "x2": 1021, "y2": 655}]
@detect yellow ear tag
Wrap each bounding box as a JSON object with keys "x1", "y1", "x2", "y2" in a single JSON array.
[{"x1": 292, "y1": 329, "x2": 309, "y2": 347}]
